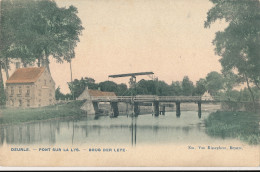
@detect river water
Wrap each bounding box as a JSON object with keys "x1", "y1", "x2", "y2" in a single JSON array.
[
  {"x1": 0, "y1": 111, "x2": 240, "y2": 146},
  {"x1": 1, "y1": 111, "x2": 259, "y2": 167}
]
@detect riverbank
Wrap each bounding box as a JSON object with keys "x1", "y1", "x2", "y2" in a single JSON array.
[
  {"x1": 0, "y1": 100, "x2": 85, "y2": 125},
  {"x1": 205, "y1": 111, "x2": 260, "y2": 145}
]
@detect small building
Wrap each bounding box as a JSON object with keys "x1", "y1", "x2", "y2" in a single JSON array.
[
  {"x1": 78, "y1": 87, "x2": 116, "y2": 100},
  {"x1": 201, "y1": 91, "x2": 213, "y2": 101},
  {"x1": 5, "y1": 67, "x2": 56, "y2": 108},
  {"x1": 78, "y1": 87, "x2": 116, "y2": 114}
]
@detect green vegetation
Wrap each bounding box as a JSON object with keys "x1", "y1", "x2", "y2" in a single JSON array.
[
  {"x1": 0, "y1": 0, "x2": 84, "y2": 105},
  {"x1": 205, "y1": 111, "x2": 260, "y2": 145},
  {"x1": 0, "y1": 100, "x2": 85, "y2": 125},
  {"x1": 63, "y1": 72, "x2": 225, "y2": 99},
  {"x1": 205, "y1": 0, "x2": 260, "y2": 111}
]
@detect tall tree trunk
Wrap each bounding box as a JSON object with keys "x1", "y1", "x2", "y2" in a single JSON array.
[
  {"x1": 70, "y1": 60, "x2": 74, "y2": 100},
  {"x1": 43, "y1": 49, "x2": 50, "y2": 72},
  {"x1": 245, "y1": 74, "x2": 256, "y2": 113},
  {"x1": 45, "y1": 56, "x2": 50, "y2": 72},
  {"x1": 0, "y1": 62, "x2": 6, "y2": 106},
  {"x1": 4, "y1": 57, "x2": 9, "y2": 79},
  {"x1": 253, "y1": 79, "x2": 260, "y2": 90},
  {"x1": 37, "y1": 57, "x2": 41, "y2": 67}
]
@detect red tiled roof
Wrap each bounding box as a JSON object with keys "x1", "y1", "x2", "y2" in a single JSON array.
[
  {"x1": 88, "y1": 89, "x2": 116, "y2": 97},
  {"x1": 102, "y1": 91, "x2": 116, "y2": 96},
  {"x1": 6, "y1": 67, "x2": 45, "y2": 84}
]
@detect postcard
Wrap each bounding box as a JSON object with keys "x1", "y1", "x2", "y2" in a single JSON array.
[{"x1": 0, "y1": 0, "x2": 259, "y2": 168}]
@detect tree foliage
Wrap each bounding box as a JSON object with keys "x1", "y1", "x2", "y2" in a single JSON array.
[
  {"x1": 206, "y1": 71, "x2": 224, "y2": 95},
  {"x1": 181, "y1": 76, "x2": 194, "y2": 96},
  {"x1": 194, "y1": 78, "x2": 207, "y2": 96},
  {"x1": 0, "y1": 0, "x2": 84, "y2": 69},
  {"x1": 205, "y1": 0, "x2": 260, "y2": 110},
  {"x1": 205, "y1": 0, "x2": 260, "y2": 87}
]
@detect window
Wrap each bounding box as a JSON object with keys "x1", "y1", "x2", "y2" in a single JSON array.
[
  {"x1": 44, "y1": 80, "x2": 47, "y2": 86},
  {"x1": 10, "y1": 99, "x2": 14, "y2": 106},
  {"x1": 27, "y1": 100, "x2": 30, "y2": 107},
  {"x1": 26, "y1": 87, "x2": 30, "y2": 96},
  {"x1": 18, "y1": 87, "x2": 22, "y2": 94},
  {"x1": 19, "y1": 100, "x2": 22, "y2": 107},
  {"x1": 11, "y1": 87, "x2": 14, "y2": 95},
  {"x1": 38, "y1": 90, "x2": 41, "y2": 96},
  {"x1": 49, "y1": 99, "x2": 52, "y2": 104},
  {"x1": 49, "y1": 90, "x2": 52, "y2": 97}
]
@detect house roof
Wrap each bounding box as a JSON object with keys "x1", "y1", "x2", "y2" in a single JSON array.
[
  {"x1": 88, "y1": 89, "x2": 116, "y2": 97},
  {"x1": 6, "y1": 67, "x2": 45, "y2": 84},
  {"x1": 102, "y1": 91, "x2": 116, "y2": 96}
]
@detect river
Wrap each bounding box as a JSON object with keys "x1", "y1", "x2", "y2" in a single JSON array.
[
  {"x1": 0, "y1": 111, "x2": 243, "y2": 146},
  {"x1": 0, "y1": 111, "x2": 259, "y2": 167}
]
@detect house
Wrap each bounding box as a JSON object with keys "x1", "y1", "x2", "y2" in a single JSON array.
[
  {"x1": 5, "y1": 67, "x2": 56, "y2": 108},
  {"x1": 78, "y1": 87, "x2": 116, "y2": 114},
  {"x1": 201, "y1": 91, "x2": 213, "y2": 101},
  {"x1": 78, "y1": 87, "x2": 116, "y2": 100}
]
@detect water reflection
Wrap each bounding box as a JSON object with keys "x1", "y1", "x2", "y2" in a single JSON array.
[{"x1": 0, "y1": 111, "x2": 230, "y2": 146}]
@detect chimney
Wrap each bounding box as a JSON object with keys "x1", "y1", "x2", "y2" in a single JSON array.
[{"x1": 15, "y1": 62, "x2": 20, "y2": 69}]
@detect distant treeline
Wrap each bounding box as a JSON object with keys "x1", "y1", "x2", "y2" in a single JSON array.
[{"x1": 55, "y1": 71, "x2": 260, "y2": 102}]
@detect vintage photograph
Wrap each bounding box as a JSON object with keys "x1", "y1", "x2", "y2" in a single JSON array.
[{"x1": 0, "y1": 0, "x2": 259, "y2": 168}]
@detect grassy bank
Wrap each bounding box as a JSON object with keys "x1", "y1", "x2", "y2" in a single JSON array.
[
  {"x1": 0, "y1": 100, "x2": 85, "y2": 125},
  {"x1": 205, "y1": 111, "x2": 260, "y2": 145}
]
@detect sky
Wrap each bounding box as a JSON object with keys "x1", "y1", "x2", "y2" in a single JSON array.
[{"x1": 6, "y1": 0, "x2": 228, "y2": 93}]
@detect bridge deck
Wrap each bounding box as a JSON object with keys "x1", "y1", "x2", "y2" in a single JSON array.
[{"x1": 90, "y1": 96, "x2": 225, "y2": 103}]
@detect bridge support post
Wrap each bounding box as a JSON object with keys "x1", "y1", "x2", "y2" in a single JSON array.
[
  {"x1": 154, "y1": 101, "x2": 159, "y2": 116},
  {"x1": 92, "y1": 102, "x2": 99, "y2": 115},
  {"x1": 176, "y1": 102, "x2": 181, "y2": 117},
  {"x1": 110, "y1": 102, "x2": 119, "y2": 117},
  {"x1": 198, "y1": 101, "x2": 202, "y2": 119},
  {"x1": 134, "y1": 102, "x2": 139, "y2": 116},
  {"x1": 160, "y1": 105, "x2": 166, "y2": 115}
]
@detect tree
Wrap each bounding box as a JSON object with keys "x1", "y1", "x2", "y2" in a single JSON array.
[
  {"x1": 206, "y1": 71, "x2": 224, "y2": 95},
  {"x1": 68, "y1": 77, "x2": 99, "y2": 99},
  {"x1": 194, "y1": 78, "x2": 207, "y2": 96},
  {"x1": 117, "y1": 83, "x2": 128, "y2": 96},
  {"x1": 182, "y1": 76, "x2": 194, "y2": 96},
  {"x1": 0, "y1": 0, "x2": 84, "y2": 104},
  {"x1": 205, "y1": 0, "x2": 260, "y2": 111},
  {"x1": 0, "y1": 0, "x2": 84, "y2": 70},
  {"x1": 99, "y1": 81, "x2": 118, "y2": 93},
  {"x1": 55, "y1": 86, "x2": 72, "y2": 100},
  {"x1": 157, "y1": 80, "x2": 171, "y2": 96},
  {"x1": 171, "y1": 81, "x2": 182, "y2": 96},
  {"x1": 136, "y1": 79, "x2": 157, "y2": 95}
]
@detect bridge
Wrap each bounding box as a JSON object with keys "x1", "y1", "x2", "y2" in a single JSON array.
[{"x1": 88, "y1": 95, "x2": 233, "y2": 118}]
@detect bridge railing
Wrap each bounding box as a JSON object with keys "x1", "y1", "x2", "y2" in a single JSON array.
[
  {"x1": 91, "y1": 96, "x2": 205, "y2": 102},
  {"x1": 90, "y1": 95, "x2": 254, "y2": 103}
]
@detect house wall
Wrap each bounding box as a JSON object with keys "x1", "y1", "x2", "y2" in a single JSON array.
[
  {"x1": 34, "y1": 69, "x2": 55, "y2": 107},
  {"x1": 6, "y1": 69, "x2": 55, "y2": 108},
  {"x1": 6, "y1": 83, "x2": 34, "y2": 108},
  {"x1": 77, "y1": 87, "x2": 91, "y2": 100}
]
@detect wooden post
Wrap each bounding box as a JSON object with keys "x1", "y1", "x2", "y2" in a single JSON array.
[
  {"x1": 176, "y1": 102, "x2": 181, "y2": 117},
  {"x1": 198, "y1": 101, "x2": 202, "y2": 119},
  {"x1": 162, "y1": 105, "x2": 166, "y2": 115},
  {"x1": 110, "y1": 102, "x2": 119, "y2": 117},
  {"x1": 126, "y1": 102, "x2": 128, "y2": 114},
  {"x1": 134, "y1": 102, "x2": 139, "y2": 116},
  {"x1": 92, "y1": 102, "x2": 99, "y2": 115},
  {"x1": 154, "y1": 101, "x2": 159, "y2": 116}
]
